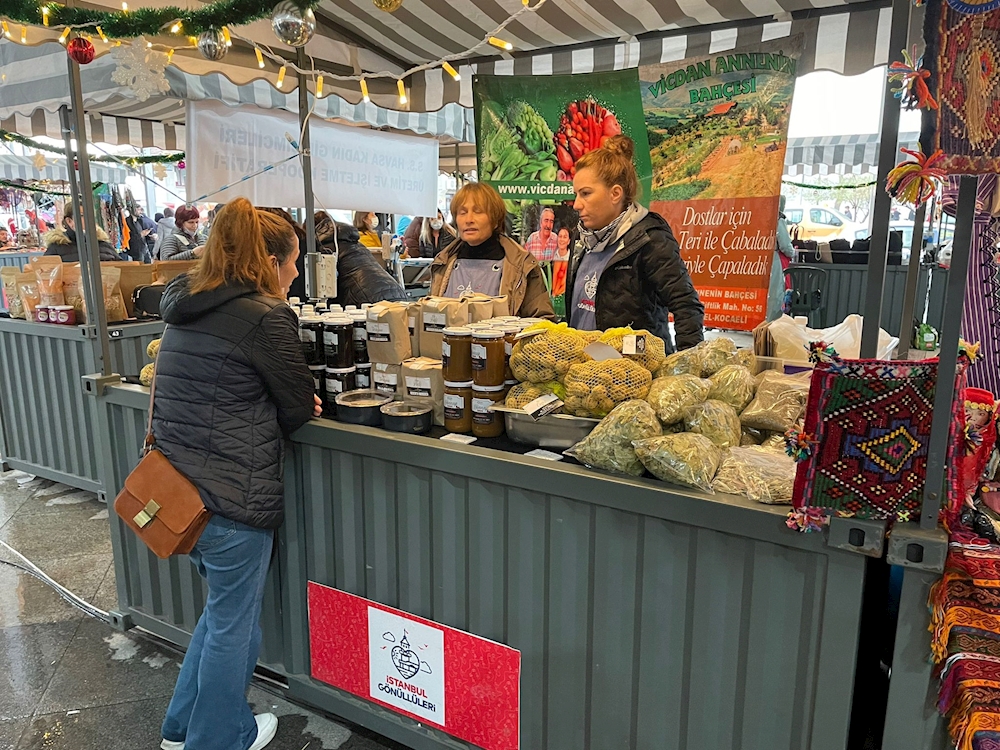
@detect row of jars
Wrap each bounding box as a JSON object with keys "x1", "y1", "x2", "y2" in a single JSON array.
[{"x1": 298, "y1": 311, "x2": 370, "y2": 370}]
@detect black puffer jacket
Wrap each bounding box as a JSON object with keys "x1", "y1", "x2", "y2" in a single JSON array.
[
  {"x1": 566, "y1": 211, "x2": 705, "y2": 352},
  {"x1": 315, "y1": 216, "x2": 407, "y2": 307},
  {"x1": 152, "y1": 274, "x2": 315, "y2": 529}
]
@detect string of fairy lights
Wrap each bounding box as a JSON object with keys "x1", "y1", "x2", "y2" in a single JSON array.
[{"x1": 0, "y1": 0, "x2": 548, "y2": 108}]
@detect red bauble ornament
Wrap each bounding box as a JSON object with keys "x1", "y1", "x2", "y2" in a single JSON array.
[{"x1": 66, "y1": 37, "x2": 95, "y2": 65}]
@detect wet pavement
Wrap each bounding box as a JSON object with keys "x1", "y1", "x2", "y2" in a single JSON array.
[{"x1": 0, "y1": 470, "x2": 405, "y2": 750}]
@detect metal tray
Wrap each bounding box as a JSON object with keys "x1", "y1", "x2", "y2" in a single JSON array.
[{"x1": 490, "y1": 405, "x2": 600, "y2": 449}]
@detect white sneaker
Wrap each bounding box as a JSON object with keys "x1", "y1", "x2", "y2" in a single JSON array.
[
  {"x1": 246, "y1": 713, "x2": 278, "y2": 750},
  {"x1": 160, "y1": 741, "x2": 184, "y2": 750}
]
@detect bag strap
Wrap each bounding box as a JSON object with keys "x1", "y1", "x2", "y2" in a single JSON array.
[{"x1": 144, "y1": 363, "x2": 157, "y2": 452}]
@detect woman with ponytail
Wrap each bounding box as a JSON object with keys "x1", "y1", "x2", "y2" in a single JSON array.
[
  {"x1": 568, "y1": 135, "x2": 705, "y2": 352},
  {"x1": 154, "y1": 198, "x2": 319, "y2": 750}
]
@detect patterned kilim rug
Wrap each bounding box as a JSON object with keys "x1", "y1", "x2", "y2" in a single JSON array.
[
  {"x1": 791, "y1": 358, "x2": 967, "y2": 524},
  {"x1": 932, "y1": 529, "x2": 1000, "y2": 750},
  {"x1": 921, "y1": 0, "x2": 1000, "y2": 174}
]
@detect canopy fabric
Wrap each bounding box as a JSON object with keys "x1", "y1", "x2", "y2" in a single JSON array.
[
  {"x1": 0, "y1": 154, "x2": 128, "y2": 183},
  {"x1": 783, "y1": 132, "x2": 920, "y2": 176}
]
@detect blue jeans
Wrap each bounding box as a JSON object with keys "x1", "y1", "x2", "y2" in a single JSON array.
[{"x1": 161, "y1": 516, "x2": 274, "y2": 750}]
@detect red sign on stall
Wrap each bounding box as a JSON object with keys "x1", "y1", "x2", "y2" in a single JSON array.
[{"x1": 308, "y1": 582, "x2": 521, "y2": 750}]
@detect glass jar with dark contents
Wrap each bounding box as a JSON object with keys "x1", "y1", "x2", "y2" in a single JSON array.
[
  {"x1": 351, "y1": 311, "x2": 369, "y2": 364},
  {"x1": 355, "y1": 362, "x2": 372, "y2": 389},
  {"x1": 325, "y1": 366, "x2": 357, "y2": 411},
  {"x1": 442, "y1": 327, "x2": 473, "y2": 383},
  {"x1": 323, "y1": 315, "x2": 354, "y2": 369},
  {"x1": 299, "y1": 316, "x2": 324, "y2": 366},
  {"x1": 443, "y1": 380, "x2": 473, "y2": 434},
  {"x1": 472, "y1": 329, "x2": 505, "y2": 388},
  {"x1": 471, "y1": 384, "x2": 506, "y2": 438}
]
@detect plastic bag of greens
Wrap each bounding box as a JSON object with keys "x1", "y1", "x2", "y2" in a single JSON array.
[
  {"x1": 684, "y1": 400, "x2": 742, "y2": 449},
  {"x1": 645, "y1": 374, "x2": 711, "y2": 425},
  {"x1": 697, "y1": 337, "x2": 737, "y2": 376},
  {"x1": 735, "y1": 348, "x2": 757, "y2": 372},
  {"x1": 565, "y1": 400, "x2": 662, "y2": 476},
  {"x1": 712, "y1": 446, "x2": 796, "y2": 504},
  {"x1": 740, "y1": 371, "x2": 811, "y2": 432},
  {"x1": 658, "y1": 347, "x2": 704, "y2": 377},
  {"x1": 633, "y1": 433, "x2": 722, "y2": 491},
  {"x1": 707, "y1": 365, "x2": 757, "y2": 412}
]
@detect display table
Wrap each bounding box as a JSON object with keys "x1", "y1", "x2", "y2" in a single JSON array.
[
  {"x1": 94, "y1": 380, "x2": 873, "y2": 750},
  {"x1": 0, "y1": 317, "x2": 163, "y2": 493}
]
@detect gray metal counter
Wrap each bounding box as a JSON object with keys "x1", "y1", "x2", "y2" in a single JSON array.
[
  {"x1": 0, "y1": 317, "x2": 163, "y2": 493},
  {"x1": 94, "y1": 381, "x2": 871, "y2": 750}
]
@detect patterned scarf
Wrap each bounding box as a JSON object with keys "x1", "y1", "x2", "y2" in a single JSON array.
[{"x1": 579, "y1": 205, "x2": 633, "y2": 251}]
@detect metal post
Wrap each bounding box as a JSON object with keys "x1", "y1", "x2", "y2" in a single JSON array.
[
  {"x1": 296, "y1": 48, "x2": 317, "y2": 300},
  {"x1": 860, "y1": 0, "x2": 910, "y2": 358},
  {"x1": 895, "y1": 202, "x2": 926, "y2": 359},
  {"x1": 920, "y1": 175, "x2": 977, "y2": 529}
]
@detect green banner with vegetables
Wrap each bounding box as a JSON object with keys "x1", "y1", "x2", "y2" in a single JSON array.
[{"x1": 473, "y1": 70, "x2": 653, "y2": 205}]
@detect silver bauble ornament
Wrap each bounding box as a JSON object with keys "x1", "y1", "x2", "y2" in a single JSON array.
[
  {"x1": 197, "y1": 29, "x2": 227, "y2": 61},
  {"x1": 271, "y1": 1, "x2": 316, "y2": 47}
]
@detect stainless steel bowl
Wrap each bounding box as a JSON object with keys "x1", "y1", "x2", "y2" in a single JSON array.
[
  {"x1": 380, "y1": 401, "x2": 433, "y2": 435},
  {"x1": 490, "y1": 405, "x2": 600, "y2": 449},
  {"x1": 334, "y1": 390, "x2": 393, "y2": 426}
]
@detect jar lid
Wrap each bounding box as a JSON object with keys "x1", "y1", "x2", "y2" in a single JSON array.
[
  {"x1": 51, "y1": 305, "x2": 74, "y2": 311},
  {"x1": 350, "y1": 311, "x2": 367, "y2": 322},
  {"x1": 494, "y1": 325, "x2": 520, "y2": 334},
  {"x1": 472, "y1": 384, "x2": 507, "y2": 392},
  {"x1": 288, "y1": 297, "x2": 301, "y2": 305},
  {"x1": 472, "y1": 329, "x2": 504, "y2": 339},
  {"x1": 467, "y1": 323, "x2": 493, "y2": 330},
  {"x1": 355, "y1": 362, "x2": 372, "y2": 369},
  {"x1": 345, "y1": 305, "x2": 357, "y2": 311},
  {"x1": 443, "y1": 380, "x2": 474, "y2": 388},
  {"x1": 324, "y1": 315, "x2": 352, "y2": 324},
  {"x1": 299, "y1": 315, "x2": 323, "y2": 323},
  {"x1": 330, "y1": 305, "x2": 344, "y2": 312},
  {"x1": 442, "y1": 326, "x2": 473, "y2": 336},
  {"x1": 325, "y1": 366, "x2": 357, "y2": 374},
  {"x1": 505, "y1": 379, "x2": 519, "y2": 386},
  {"x1": 309, "y1": 364, "x2": 326, "y2": 370}
]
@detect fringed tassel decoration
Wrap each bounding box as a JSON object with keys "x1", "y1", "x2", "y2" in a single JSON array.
[
  {"x1": 888, "y1": 46, "x2": 939, "y2": 110},
  {"x1": 807, "y1": 340, "x2": 839, "y2": 364},
  {"x1": 959, "y1": 338, "x2": 982, "y2": 364},
  {"x1": 886, "y1": 147, "x2": 947, "y2": 207},
  {"x1": 785, "y1": 507, "x2": 828, "y2": 533},
  {"x1": 784, "y1": 428, "x2": 816, "y2": 461}
]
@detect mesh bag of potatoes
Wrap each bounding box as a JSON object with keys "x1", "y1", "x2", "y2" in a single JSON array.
[
  {"x1": 510, "y1": 323, "x2": 590, "y2": 383},
  {"x1": 633, "y1": 433, "x2": 722, "y2": 492},
  {"x1": 645, "y1": 374, "x2": 711, "y2": 425},
  {"x1": 505, "y1": 381, "x2": 567, "y2": 411},
  {"x1": 598, "y1": 327, "x2": 666, "y2": 372},
  {"x1": 563, "y1": 359, "x2": 652, "y2": 418},
  {"x1": 712, "y1": 446, "x2": 796, "y2": 504},
  {"x1": 740, "y1": 371, "x2": 811, "y2": 432},
  {"x1": 698, "y1": 337, "x2": 738, "y2": 376},
  {"x1": 684, "y1": 399, "x2": 742, "y2": 449},
  {"x1": 564, "y1": 400, "x2": 662, "y2": 476},
  {"x1": 658, "y1": 346, "x2": 704, "y2": 378},
  {"x1": 707, "y1": 364, "x2": 757, "y2": 412}
]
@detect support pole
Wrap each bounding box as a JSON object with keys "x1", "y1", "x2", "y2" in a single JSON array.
[
  {"x1": 895, "y1": 202, "x2": 926, "y2": 359},
  {"x1": 860, "y1": 0, "x2": 911, "y2": 358},
  {"x1": 297, "y1": 48, "x2": 317, "y2": 300},
  {"x1": 58, "y1": 105, "x2": 99, "y2": 325},
  {"x1": 920, "y1": 175, "x2": 977, "y2": 530}
]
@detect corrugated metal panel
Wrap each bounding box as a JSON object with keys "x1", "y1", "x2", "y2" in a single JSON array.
[
  {"x1": 790, "y1": 265, "x2": 947, "y2": 337},
  {"x1": 0, "y1": 318, "x2": 163, "y2": 492}
]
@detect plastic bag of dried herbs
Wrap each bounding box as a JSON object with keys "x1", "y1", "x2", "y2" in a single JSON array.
[
  {"x1": 645, "y1": 374, "x2": 711, "y2": 425},
  {"x1": 633, "y1": 433, "x2": 722, "y2": 491},
  {"x1": 712, "y1": 446, "x2": 796, "y2": 504},
  {"x1": 564, "y1": 400, "x2": 662, "y2": 476},
  {"x1": 707, "y1": 365, "x2": 757, "y2": 412},
  {"x1": 658, "y1": 347, "x2": 704, "y2": 377},
  {"x1": 684, "y1": 399, "x2": 742, "y2": 449},
  {"x1": 740, "y1": 371, "x2": 811, "y2": 432},
  {"x1": 698, "y1": 337, "x2": 738, "y2": 376}
]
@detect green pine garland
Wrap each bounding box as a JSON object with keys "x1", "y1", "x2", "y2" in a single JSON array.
[
  {"x1": 782, "y1": 178, "x2": 877, "y2": 190},
  {"x1": 2, "y1": 0, "x2": 320, "y2": 38},
  {"x1": 0, "y1": 178, "x2": 105, "y2": 195},
  {"x1": 1, "y1": 130, "x2": 184, "y2": 165}
]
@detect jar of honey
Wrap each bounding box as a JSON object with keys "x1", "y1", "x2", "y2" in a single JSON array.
[
  {"x1": 471, "y1": 384, "x2": 506, "y2": 438},
  {"x1": 443, "y1": 380, "x2": 473, "y2": 434},
  {"x1": 471, "y1": 329, "x2": 505, "y2": 388},
  {"x1": 442, "y1": 327, "x2": 473, "y2": 383}
]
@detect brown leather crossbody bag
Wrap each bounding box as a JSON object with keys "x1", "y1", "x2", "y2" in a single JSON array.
[{"x1": 114, "y1": 367, "x2": 210, "y2": 558}]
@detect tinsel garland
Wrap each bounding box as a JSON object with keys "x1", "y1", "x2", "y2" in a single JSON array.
[
  {"x1": 2, "y1": 0, "x2": 320, "y2": 38},
  {"x1": 0, "y1": 178, "x2": 105, "y2": 195},
  {"x1": 781, "y1": 178, "x2": 878, "y2": 190},
  {"x1": 1, "y1": 130, "x2": 184, "y2": 165}
]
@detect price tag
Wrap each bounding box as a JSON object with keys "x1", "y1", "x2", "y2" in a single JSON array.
[
  {"x1": 440, "y1": 433, "x2": 477, "y2": 445},
  {"x1": 525, "y1": 449, "x2": 564, "y2": 461},
  {"x1": 522, "y1": 393, "x2": 564, "y2": 421}
]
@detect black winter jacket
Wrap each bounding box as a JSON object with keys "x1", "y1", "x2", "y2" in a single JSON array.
[
  {"x1": 566, "y1": 211, "x2": 705, "y2": 352},
  {"x1": 314, "y1": 217, "x2": 407, "y2": 307},
  {"x1": 43, "y1": 226, "x2": 119, "y2": 262},
  {"x1": 152, "y1": 275, "x2": 315, "y2": 529}
]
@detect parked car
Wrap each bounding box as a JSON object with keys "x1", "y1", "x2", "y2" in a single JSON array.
[{"x1": 785, "y1": 206, "x2": 864, "y2": 241}]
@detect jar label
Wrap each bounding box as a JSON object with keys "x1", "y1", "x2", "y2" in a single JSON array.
[
  {"x1": 505, "y1": 341, "x2": 513, "y2": 356},
  {"x1": 472, "y1": 397, "x2": 494, "y2": 414},
  {"x1": 353, "y1": 327, "x2": 368, "y2": 341},
  {"x1": 405, "y1": 376, "x2": 433, "y2": 397},
  {"x1": 323, "y1": 331, "x2": 339, "y2": 346},
  {"x1": 357, "y1": 373, "x2": 371, "y2": 388},
  {"x1": 326, "y1": 377, "x2": 345, "y2": 394},
  {"x1": 367, "y1": 322, "x2": 391, "y2": 342},
  {"x1": 441, "y1": 341, "x2": 451, "y2": 364},
  {"x1": 443, "y1": 393, "x2": 466, "y2": 419},
  {"x1": 471, "y1": 343, "x2": 487, "y2": 370},
  {"x1": 300, "y1": 329, "x2": 317, "y2": 343},
  {"x1": 374, "y1": 372, "x2": 398, "y2": 386},
  {"x1": 424, "y1": 312, "x2": 447, "y2": 332},
  {"x1": 313, "y1": 376, "x2": 321, "y2": 390}
]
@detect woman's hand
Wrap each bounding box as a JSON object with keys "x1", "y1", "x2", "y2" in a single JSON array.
[{"x1": 313, "y1": 394, "x2": 323, "y2": 417}]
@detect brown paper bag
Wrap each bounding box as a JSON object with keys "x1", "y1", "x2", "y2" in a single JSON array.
[
  {"x1": 100, "y1": 266, "x2": 127, "y2": 323},
  {"x1": 1, "y1": 267, "x2": 26, "y2": 319},
  {"x1": 372, "y1": 362, "x2": 403, "y2": 399},
  {"x1": 401, "y1": 357, "x2": 444, "y2": 426},
  {"x1": 62, "y1": 265, "x2": 86, "y2": 323},
  {"x1": 419, "y1": 296, "x2": 469, "y2": 359},
  {"x1": 153, "y1": 260, "x2": 197, "y2": 284},
  {"x1": 464, "y1": 294, "x2": 495, "y2": 324},
  {"x1": 16, "y1": 273, "x2": 41, "y2": 321},
  {"x1": 407, "y1": 302, "x2": 421, "y2": 359},
  {"x1": 366, "y1": 302, "x2": 412, "y2": 365}
]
